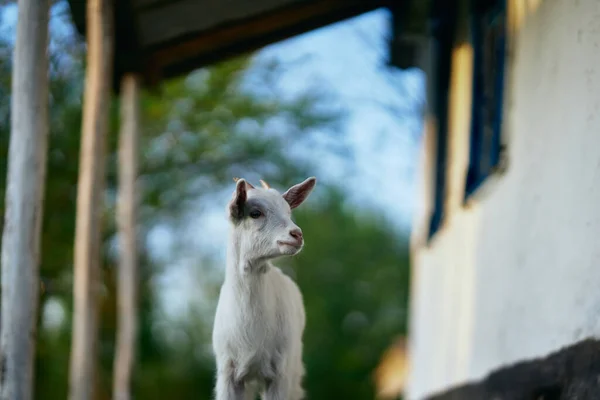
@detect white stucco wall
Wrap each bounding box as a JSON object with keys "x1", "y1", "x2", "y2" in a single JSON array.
[{"x1": 407, "y1": 0, "x2": 600, "y2": 398}]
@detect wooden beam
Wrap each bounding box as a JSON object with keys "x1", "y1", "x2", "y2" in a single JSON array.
[
  {"x1": 68, "y1": 0, "x2": 114, "y2": 399},
  {"x1": 112, "y1": 73, "x2": 141, "y2": 400},
  {"x1": 148, "y1": 0, "x2": 388, "y2": 83},
  {"x1": 389, "y1": 0, "x2": 432, "y2": 69},
  {"x1": 137, "y1": 0, "x2": 298, "y2": 46},
  {"x1": 151, "y1": 0, "x2": 383, "y2": 66},
  {"x1": 0, "y1": 0, "x2": 50, "y2": 399}
]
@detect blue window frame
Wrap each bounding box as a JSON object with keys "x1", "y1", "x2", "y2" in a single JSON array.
[
  {"x1": 428, "y1": 0, "x2": 457, "y2": 240},
  {"x1": 465, "y1": 0, "x2": 507, "y2": 198}
]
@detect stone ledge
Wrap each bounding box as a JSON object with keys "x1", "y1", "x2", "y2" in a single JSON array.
[{"x1": 427, "y1": 338, "x2": 600, "y2": 400}]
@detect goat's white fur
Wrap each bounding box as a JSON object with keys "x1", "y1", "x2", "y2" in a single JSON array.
[{"x1": 212, "y1": 177, "x2": 316, "y2": 400}]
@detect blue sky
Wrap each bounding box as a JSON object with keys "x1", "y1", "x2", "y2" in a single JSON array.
[
  {"x1": 263, "y1": 9, "x2": 424, "y2": 225},
  {"x1": 1, "y1": 4, "x2": 425, "y2": 319}
]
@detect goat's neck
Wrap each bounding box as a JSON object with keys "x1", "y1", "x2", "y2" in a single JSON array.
[{"x1": 225, "y1": 233, "x2": 271, "y2": 288}]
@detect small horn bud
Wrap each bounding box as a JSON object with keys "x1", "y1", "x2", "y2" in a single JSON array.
[
  {"x1": 233, "y1": 177, "x2": 255, "y2": 189},
  {"x1": 259, "y1": 179, "x2": 270, "y2": 189}
]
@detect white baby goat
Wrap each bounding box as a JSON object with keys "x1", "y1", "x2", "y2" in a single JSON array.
[{"x1": 212, "y1": 176, "x2": 317, "y2": 400}]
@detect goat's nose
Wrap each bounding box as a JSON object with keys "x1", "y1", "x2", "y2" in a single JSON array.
[{"x1": 289, "y1": 228, "x2": 303, "y2": 241}]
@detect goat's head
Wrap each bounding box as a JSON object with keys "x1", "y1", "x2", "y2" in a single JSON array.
[{"x1": 228, "y1": 177, "x2": 317, "y2": 262}]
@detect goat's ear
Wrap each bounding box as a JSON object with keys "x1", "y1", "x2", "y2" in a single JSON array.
[
  {"x1": 282, "y1": 177, "x2": 317, "y2": 209},
  {"x1": 230, "y1": 178, "x2": 253, "y2": 219}
]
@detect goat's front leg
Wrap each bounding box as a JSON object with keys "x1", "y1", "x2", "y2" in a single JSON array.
[
  {"x1": 261, "y1": 376, "x2": 291, "y2": 400},
  {"x1": 215, "y1": 362, "x2": 246, "y2": 400}
]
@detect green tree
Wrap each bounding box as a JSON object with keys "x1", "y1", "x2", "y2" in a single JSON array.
[{"x1": 280, "y1": 189, "x2": 409, "y2": 399}]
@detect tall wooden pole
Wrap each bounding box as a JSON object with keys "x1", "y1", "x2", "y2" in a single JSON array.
[
  {"x1": 68, "y1": 0, "x2": 114, "y2": 399},
  {"x1": 0, "y1": 0, "x2": 50, "y2": 399},
  {"x1": 113, "y1": 74, "x2": 141, "y2": 400}
]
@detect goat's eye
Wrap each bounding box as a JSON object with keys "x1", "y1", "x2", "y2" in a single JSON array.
[{"x1": 249, "y1": 210, "x2": 262, "y2": 219}]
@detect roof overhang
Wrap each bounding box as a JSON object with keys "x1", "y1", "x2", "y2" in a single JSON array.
[{"x1": 67, "y1": 0, "x2": 396, "y2": 91}]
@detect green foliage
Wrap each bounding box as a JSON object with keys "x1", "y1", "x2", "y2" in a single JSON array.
[
  {"x1": 134, "y1": 55, "x2": 344, "y2": 222},
  {"x1": 287, "y1": 189, "x2": 410, "y2": 399}
]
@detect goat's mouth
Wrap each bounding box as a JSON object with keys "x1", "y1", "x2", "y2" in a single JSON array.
[{"x1": 277, "y1": 240, "x2": 303, "y2": 249}]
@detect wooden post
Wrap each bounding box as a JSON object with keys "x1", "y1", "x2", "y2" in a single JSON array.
[
  {"x1": 68, "y1": 0, "x2": 113, "y2": 399},
  {"x1": 113, "y1": 73, "x2": 141, "y2": 400},
  {"x1": 0, "y1": 0, "x2": 50, "y2": 399}
]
